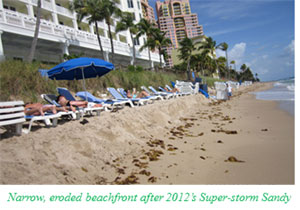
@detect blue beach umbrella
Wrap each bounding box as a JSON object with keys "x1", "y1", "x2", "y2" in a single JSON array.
[{"x1": 47, "y1": 57, "x2": 114, "y2": 100}]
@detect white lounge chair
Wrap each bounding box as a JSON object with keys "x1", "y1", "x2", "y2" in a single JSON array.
[
  {"x1": 23, "y1": 112, "x2": 62, "y2": 134},
  {"x1": 140, "y1": 86, "x2": 164, "y2": 101}
]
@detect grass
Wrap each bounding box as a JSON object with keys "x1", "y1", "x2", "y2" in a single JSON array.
[
  {"x1": 0, "y1": 60, "x2": 223, "y2": 103},
  {"x1": 200, "y1": 76, "x2": 225, "y2": 87},
  {"x1": 0, "y1": 60, "x2": 185, "y2": 102}
]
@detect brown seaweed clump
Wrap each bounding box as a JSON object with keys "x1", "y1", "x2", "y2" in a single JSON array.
[{"x1": 225, "y1": 156, "x2": 245, "y2": 163}]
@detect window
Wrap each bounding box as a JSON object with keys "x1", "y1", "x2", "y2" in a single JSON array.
[
  {"x1": 4, "y1": 5, "x2": 16, "y2": 11},
  {"x1": 134, "y1": 38, "x2": 140, "y2": 46},
  {"x1": 127, "y1": 0, "x2": 134, "y2": 8},
  {"x1": 137, "y1": 1, "x2": 141, "y2": 10},
  {"x1": 119, "y1": 35, "x2": 127, "y2": 43}
]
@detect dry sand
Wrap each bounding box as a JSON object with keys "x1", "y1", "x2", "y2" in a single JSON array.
[{"x1": 0, "y1": 82, "x2": 294, "y2": 184}]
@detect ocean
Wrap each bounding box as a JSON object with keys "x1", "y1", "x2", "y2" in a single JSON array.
[{"x1": 253, "y1": 79, "x2": 295, "y2": 116}]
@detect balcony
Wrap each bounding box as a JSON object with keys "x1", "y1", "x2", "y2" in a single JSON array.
[
  {"x1": 55, "y1": 4, "x2": 73, "y2": 17},
  {"x1": 0, "y1": 9, "x2": 161, "y2": 63},
  {"x1": 31, "y1": 0, "x2": 53, "y2": 10}
]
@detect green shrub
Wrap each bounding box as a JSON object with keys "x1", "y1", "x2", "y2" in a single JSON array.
[
  {"x1": 127, "y1": 65, "x2": 135, "y2": 72},
  {"x1": 136, "y1": 65, "x2": 144, "y2": 72}
]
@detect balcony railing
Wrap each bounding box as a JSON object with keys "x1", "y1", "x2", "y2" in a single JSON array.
[
  {"x1": 0, "y1": 9, "x2": 160, "y2": 62},
  {"x1": 55, "y1": 4, "x2": 73, "y2": 17},
  {"x1": 31, "y1": 0, "x2": 53, "y2": 10}
]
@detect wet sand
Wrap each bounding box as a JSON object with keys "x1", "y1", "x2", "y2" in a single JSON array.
[{"x1": 0, "y1": 82, "x2": 294, "y2": 184}]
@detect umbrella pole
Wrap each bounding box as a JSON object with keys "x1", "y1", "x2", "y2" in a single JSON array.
[{"x1": 81, "y1": 67, "x2": 88, "y2": 102}]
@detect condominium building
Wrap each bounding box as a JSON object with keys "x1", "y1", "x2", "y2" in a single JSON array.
[
  {"x1": 0, "y1": 0, "x2": 161, "y2": 66},
  {"x1": 140, "y1": 0, "x2": 156, "y2": 25},
  {"x1": 156, "y1": 0, "x2": 203, "y2": 67}
]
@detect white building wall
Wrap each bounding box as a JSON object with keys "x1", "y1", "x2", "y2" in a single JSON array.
[{"x1": 0, "y1": 0, "x2": 161, "y2": 66}]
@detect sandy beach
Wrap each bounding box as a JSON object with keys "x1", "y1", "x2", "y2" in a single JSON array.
[{"x1": 0, "y1": 82, "x2": 294, "y2": 184}]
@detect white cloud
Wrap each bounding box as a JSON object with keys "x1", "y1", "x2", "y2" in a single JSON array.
[
  {"x1": 216, "y1": 42, "x2": 247, "y2": 70},
  {"x1": 228, "y1": 42, "x2": 247, "y2": 68},
  {"x1": 285, "y1": 40, "x2": 294, "y2": 56},
  {"x1": 216, "y1": 42, "x2": 247, "y2": 69}
]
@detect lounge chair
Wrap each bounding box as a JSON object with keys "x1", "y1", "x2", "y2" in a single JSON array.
[
  {"x1": 158, "y1": 86, "x2": 178, "y2": 98},
  {"x1": 75, "y1": 91, "x2": 127, "y2": 111},
  {"x1": 117, "y1": 88, "x2": 153, "y2": 104},
  {"x1": 23, "y1": 112, "x2": 61, "y2": 134},
  {"x1": 165, "y1": 85, "x2": 187, "y2": 96},
  {"x1": 148, "y1": 86, "x2": 173, "y2": 99},
  {"x1": 140, "y1": 86, "x2": 164, "y2": 100},
  {"x1": 174, "y1": 81, "x2": 194, "y2": 95},
  {"x1": 106, "y1": 88, "x2": 136, "y2": 107},
  {"x1": 0, "y1": 101, "x2": 26, "y2": 136},
  {"x1": 41, "y1": 94, "x2": 81, "y2": 120},
  {"x1": 57, "y1": 87, "x2": 103, "y2": 116}
]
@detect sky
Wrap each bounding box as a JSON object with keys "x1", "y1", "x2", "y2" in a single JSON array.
[{"x1": 149, "y1": 0, "x2": 295, "y2": 81}]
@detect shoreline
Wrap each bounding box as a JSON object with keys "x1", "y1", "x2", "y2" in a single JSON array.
[
  {"x1": 0, "y1": 82, "x2": 294, "y2": 184},
  {"x1": 251, "y1": 82, "x2": 295, "y2": 117}
]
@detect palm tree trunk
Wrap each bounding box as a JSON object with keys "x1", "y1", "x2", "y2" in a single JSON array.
[
  {"x1": 214, "y1": 58, "x2": 220, "y2": 78},
  {"x1": 130, "y1": 34, "x2": 136, "y2": 66},
  {"x1": 148, "y1": 48, "x2": 152, "y2": 70},
  {"x1": 159, "y1": 47, "x2": 162, "y2": 67},
  {"x1": 225, "y1": 50, "x2": 229, "y2": 79},
  {"x1": 187, "y1": 57, "x2": 191, "y2": 80},
  {"x1": 107, "y1": 21, "x2": 114, "y2": 64},
  {"x1": 95, "y1": 22, "x2": 105, "y2": 60},
  {"x1": 26, "y1": 0, "x2": 41, "y2": 63}
]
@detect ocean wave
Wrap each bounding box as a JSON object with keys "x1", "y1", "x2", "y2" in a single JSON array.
[
  {"x1": 255, "y1": 91, "x2": 294, "y2": 101},
  {"x1": 287, "y1": 85, "x2": 295, "y2": 91}
]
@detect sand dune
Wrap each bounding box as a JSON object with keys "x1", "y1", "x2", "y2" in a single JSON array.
[{"x1": 0, "y1": 83, "x2": 294, "y2": 184}]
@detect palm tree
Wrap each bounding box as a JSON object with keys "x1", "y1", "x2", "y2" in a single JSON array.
[
  {"x1": 151, "y1": 28, "x2": 172, "y2": 67},
  {"x1": 137, "y1": 18, "x2": 156, "y2": 69},
  {"x1": 218, "y1": 42, "x2": 229, "y2": 68},
  {"x1": 178, "y1": 37, "x2": 196, "y2": 80},
  {"x1": 217, "y1": 42, "x2": 229, "y2": 78},
  {"x1": 139, "y1": 36, "x2": 156, "y2": 69},
  {"x1": 70, "y1": 0, "x2": 105, "y2": 59},
  {"x1": 216, "y1": 56, "x2": 227, "y2": 78},
  {"x1": 116, "y1": 12, "x2": 138, "y2": 66},
  {"x1": 198, "y1": 36, "x2": 220, "y2": 78},
  {"x1": 230, "y1": 60, "x2": 236, "y2": 80},
  {"x1": 230, "y1": 60, "x2": 236, "y2": 71},
  {"x1": 199, "y1": 49, "x2": 210, "y2": 76},
  {"x1": 26, "y1": 0, "x2": 41, "y2": 62},
  {"x1": 240, "y1": 63, "x2": 247, "y2": 72},
  {"x1": 100, "y1": 0, "x2": 121, "y2": 64}
]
